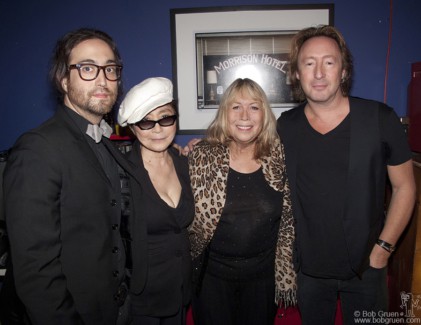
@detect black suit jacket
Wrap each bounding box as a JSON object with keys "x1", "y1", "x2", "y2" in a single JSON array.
[{"x1": 4, "y1": 105, "x2": 146, "y2": 325}]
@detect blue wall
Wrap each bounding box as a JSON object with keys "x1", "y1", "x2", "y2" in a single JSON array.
[{"x1": 1, "y1": 0, "x2": 420, "y2": 150}]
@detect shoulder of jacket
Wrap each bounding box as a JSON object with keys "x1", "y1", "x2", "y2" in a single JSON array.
[
  {"x1": 349, "y1": 96, "x2": 393, "y2": 118},
  {"x1": 193, "y1": 140, "x2": 225, "y2": 154}
]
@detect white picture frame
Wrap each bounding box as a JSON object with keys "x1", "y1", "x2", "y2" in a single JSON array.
[{"x1": 170, "y1": 4, "x2": 334, "y2": 134}]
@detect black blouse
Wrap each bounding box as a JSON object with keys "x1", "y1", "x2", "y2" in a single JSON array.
[
  {"x1": 126, "y1": 143, "x2": 194, "y2": 317},
  {"x1": 207, "y1": 167, "x2": 282, "y2": 281}
]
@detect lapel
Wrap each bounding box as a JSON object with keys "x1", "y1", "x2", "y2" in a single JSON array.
[
  {"x1": 55, "y1": 106, "x2": 112, "y2": 184},
  {"x1": 188, "y1": 142, "x2": 230, "y2": 252},
  {"x1": 106, "y1": 140, "x2": 146, "y2": 185},
  {"x1": 345, "y1": 97, "x2": 379, "y2": 217},
  {"x1": 102, "y1": 138, "x2": 139, "y2": 177},
  {"x1": 124, "y1": 141, "x2": 188, "y2": 215},
  {"x1": 281, "y1": 105, "x2": 305, "y2": 199},
  {"x1": 347, "y1": 97, "x2": 378, "y2": 183},
  {"x1": 102, "y1": 138, "x2": 149, "y2": 199}
]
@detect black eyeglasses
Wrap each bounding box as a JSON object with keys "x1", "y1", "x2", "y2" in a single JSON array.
[
  {"x1": 68, "y1": 63, "x2": 123, "y2": 81},
  {"x1": 133, "y1": 115, "x2": 177, "y2": 130}
]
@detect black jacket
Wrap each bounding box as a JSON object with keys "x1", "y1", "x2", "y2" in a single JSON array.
[
  {"x1": 125, "y1": 142, "x2": 194, "y2": 317},
  {"x1": 4, "y1": 105, "x2": 146, "y2": 325}
]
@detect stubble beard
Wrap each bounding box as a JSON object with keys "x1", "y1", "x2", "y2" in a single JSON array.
[{"x1": 67, "y1": 85, "x2": 117, "y2": 118}]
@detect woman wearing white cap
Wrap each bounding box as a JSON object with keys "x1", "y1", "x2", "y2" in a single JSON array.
[{"x1": 118, "y1": 77, "x2": 194, "y2": 325}]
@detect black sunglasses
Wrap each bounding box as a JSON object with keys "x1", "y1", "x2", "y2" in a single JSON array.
[{"x1": 133, "y1": 115, "x2": 177, "y2": 130}]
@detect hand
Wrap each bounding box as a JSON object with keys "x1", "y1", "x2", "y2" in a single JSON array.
[
  {"x1": 186, "y1": 138, "x2": 202, "y2": 152},
  {"x1": 369, "y1": 243, "x2": 391, "y2": 269},
  {"x1": 173, "y1": 138, "x2": 202, "y2": 156},
  {"x1": 172, "y1": 143, "x2": 188, "y2": 156}
]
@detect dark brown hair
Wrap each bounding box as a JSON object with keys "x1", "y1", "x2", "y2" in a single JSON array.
[{"x1": 49, "y1": 28, "x2": 123, "y2": 99}]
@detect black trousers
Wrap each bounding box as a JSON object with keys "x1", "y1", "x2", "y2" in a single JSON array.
[
  {"x1": 297, "y1": 267, "x2": 388, "y2": 325},
  {"x1": 192, "y1": 272, "x2": 277, "y2": 325}
]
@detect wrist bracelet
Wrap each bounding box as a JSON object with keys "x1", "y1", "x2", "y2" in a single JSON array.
[{"x1": 376, "y1": 239, "x2": 396, "y2": 253}]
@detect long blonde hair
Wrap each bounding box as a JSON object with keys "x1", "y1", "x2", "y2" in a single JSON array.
[{"x1": 205, "y1": 78, "x2": 278, "y2": 159}]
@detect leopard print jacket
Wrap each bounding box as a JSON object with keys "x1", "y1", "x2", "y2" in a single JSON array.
[{"x1": 188, "y1": 138, "x2": 297, "y2": 306}]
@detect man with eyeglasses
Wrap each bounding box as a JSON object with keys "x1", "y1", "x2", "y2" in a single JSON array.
[{"x1": 3, "y1": 28, "x2": 146, "y2": 325}]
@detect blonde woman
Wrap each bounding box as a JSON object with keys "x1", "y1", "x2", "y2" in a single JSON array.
[{"x1": 188, "y1": 78, "x2": 296, "y2": 325}]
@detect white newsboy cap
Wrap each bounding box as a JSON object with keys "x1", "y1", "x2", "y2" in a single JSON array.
[{"x1": 118, "y1": 77, "x2": 173, "y2": 127}]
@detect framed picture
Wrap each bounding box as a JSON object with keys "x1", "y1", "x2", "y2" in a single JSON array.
[{"x1": 170, "y1": 4, "x2": 334, "y2": 134}]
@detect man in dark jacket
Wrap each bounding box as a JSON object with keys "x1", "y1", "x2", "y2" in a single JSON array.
[
  {"x1": 277, "y1": 25, "x2": 416, "y2": 325},
  {"x1": 3, "y1": 28, "x2": 145, "y2": 325}
]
